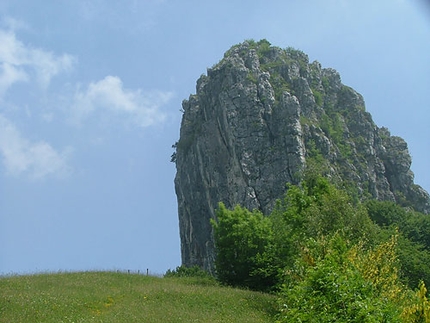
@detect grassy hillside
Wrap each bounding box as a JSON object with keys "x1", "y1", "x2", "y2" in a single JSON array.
[{"x1": 0, "y1": 271, "x2": 276, "y2": 323}]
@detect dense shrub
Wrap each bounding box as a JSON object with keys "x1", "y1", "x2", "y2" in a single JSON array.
[
  {"x1": 164, "y1": 265, "x2": 212, "y2": 279},
  {"x1": 278, "y1": 234, "x2": 405, "y2": 322}
]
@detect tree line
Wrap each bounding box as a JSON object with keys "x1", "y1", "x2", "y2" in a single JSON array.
[{"x1": 211, "y1": 174, "x2": 430, "y2": 322}]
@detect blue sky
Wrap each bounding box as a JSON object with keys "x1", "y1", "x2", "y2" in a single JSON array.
[{"x1": 0, "y1": 0, "x2": 429, "y2": 275}]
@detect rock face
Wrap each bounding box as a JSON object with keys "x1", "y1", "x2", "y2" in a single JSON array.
[{"x1": 173, "y1": 40, "x2": 430, "y2": 272}]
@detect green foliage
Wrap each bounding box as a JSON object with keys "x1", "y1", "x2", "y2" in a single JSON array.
[
  {"x1": 227, "y1": 39, "x2": 273, "y2": 62},
  {"x1": 268, "y1": 72, "x2": 292, "y2": 102},
  {"x1": 396, "y1": 236, "x2": 430, "y2": 290},
  {"x1": 320, "y1": 110, "x2": 345, "y2": 142},
  {"x1": 164, "y1": 265, "x2": 213, "y2": 279},
  {"x1": 321, "y1": 75, "x2": 330, "y2": 89},
  {"x1": 277, "y1": 234, "x2": 406, "y2": 322},
  {"x1": 366, "y1": 200, "x2": 430, "y2": 288},
  {"x1": 211, "y1": 174, "x2": 430, "y2": 320},
  {"x1": 255, "y1": 39, "x2": 272, "y2": 58},
  {"x1": 320, "y1": 110, "x2": 354, "y2": 160},
  {"x1": 271, "y1": 175, "x2": 376, "y2": 247},
  {"x1": 211, "y1": 203, "x2": 275, "y2": 291},
  {"x1": 402, "y1": 210, "x2": 430, "y2": 249},
  {"x1": 366, "y1": 200, "x2": 407, "y2": 227},
  {"x1": 312, "y1": 89, "x2": 324, "y2": 106},
  {"x1": 303, "y1": 138, "x2": 326, "y2": 165},
  {"x1": 285, "y1": 47, "x2": 309, "y2": 72},
  {"x1": 246, "y1": 71, "x2": 258, "y2": 84},
  {"x1": 261, "y1": 176, "x2": 377, "y2": 293}
]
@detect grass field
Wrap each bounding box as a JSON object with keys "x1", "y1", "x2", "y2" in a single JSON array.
[{"x1": 0, "y1": 271, "x2": 277, "y2": 322}]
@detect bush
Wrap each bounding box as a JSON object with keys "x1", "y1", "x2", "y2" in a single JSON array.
[
  {"x1": 164, "y1": 265, "x2": 212, "y2": 279},
  {"x1": 277, "y1": 234, "x2": 406, "y2": 323}
]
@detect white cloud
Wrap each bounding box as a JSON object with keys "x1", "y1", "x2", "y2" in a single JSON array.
[
  {"x1": 0, "y1": 28, "x2": 76, "y2": 96},
  {"x1": 0, "y1": 115, "x2": 72, "y2": 180},
  {"x1": 72, "y1": 75, "x2": 172, "y2": 127}
]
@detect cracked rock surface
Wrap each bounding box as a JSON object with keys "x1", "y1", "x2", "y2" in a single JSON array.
[{"x1": 173, "y1": 40, "x2": 430, "y2": 272}]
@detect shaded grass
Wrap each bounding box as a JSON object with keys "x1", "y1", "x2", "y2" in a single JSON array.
[{"x1": 0, "y1": 271, "x2": 277, "y2": 322}]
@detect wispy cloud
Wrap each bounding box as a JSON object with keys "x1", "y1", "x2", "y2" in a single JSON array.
[
  {"x1": 0, "y1": 115, "x2": 72, "y2": 180},
  {"x1": 0, "y1": 18, "x2": 171, "y2": 182},
  {"x1": 71, "y1": 75, "x2": 172, "y2": 128},
  {"x1": 0, "y1": 27, "x2": 76, "y2": 96}
]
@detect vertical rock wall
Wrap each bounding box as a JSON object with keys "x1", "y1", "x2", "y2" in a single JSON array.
[{"x1": 174, "y1": 40, "x2": 430, "y2": 272}]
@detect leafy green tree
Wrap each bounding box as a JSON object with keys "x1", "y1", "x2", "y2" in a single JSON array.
[
  {"x1": 397, "y1": 236, "x2": 430, "y2": 290},
  {"x1": 266, "y1": 176, "x2": 377, "y2": 283},
  {"x1": 366, "y1": 199, "x2": 430, "y2": 249},
  {"x1": 366, "y1": 200, "x2": 407, "y2": 227},
  {"x1": 403, "y1": 210, "x2": 430, "y2": 250},
  {"x1": 211, "y1": 203, "x2": 274, "y2": 291}
]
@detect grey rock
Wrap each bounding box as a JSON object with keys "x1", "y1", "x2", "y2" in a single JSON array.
[{"x1": 173, "y1": 40, "x2": 430, "y2": 272}]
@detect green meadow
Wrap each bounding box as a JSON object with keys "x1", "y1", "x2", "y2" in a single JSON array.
[{"x1": 0, "y1": 271, "x2": 276, "y2": 323}]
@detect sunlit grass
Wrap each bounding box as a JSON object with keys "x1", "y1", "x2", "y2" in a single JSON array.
[{"x1": 0, "y1": 271, "x2": 276, "y2": 322}]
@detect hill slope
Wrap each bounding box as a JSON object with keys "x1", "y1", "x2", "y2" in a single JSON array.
[{"x1": 0, "y1": 271, "x2": 276, "y2": 323}]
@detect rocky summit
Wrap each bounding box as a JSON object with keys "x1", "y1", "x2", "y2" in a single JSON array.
[{"x1": 173, "y1": 40, "x2": 430, "y2": 272}]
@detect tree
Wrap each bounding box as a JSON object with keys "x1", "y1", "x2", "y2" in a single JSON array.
[
  {"x1": 266, "y1": 176, "x2": 377, "y2": 283},
  {"x1": 211, "y1": 203, "x2": 274, "y2": 291}
]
